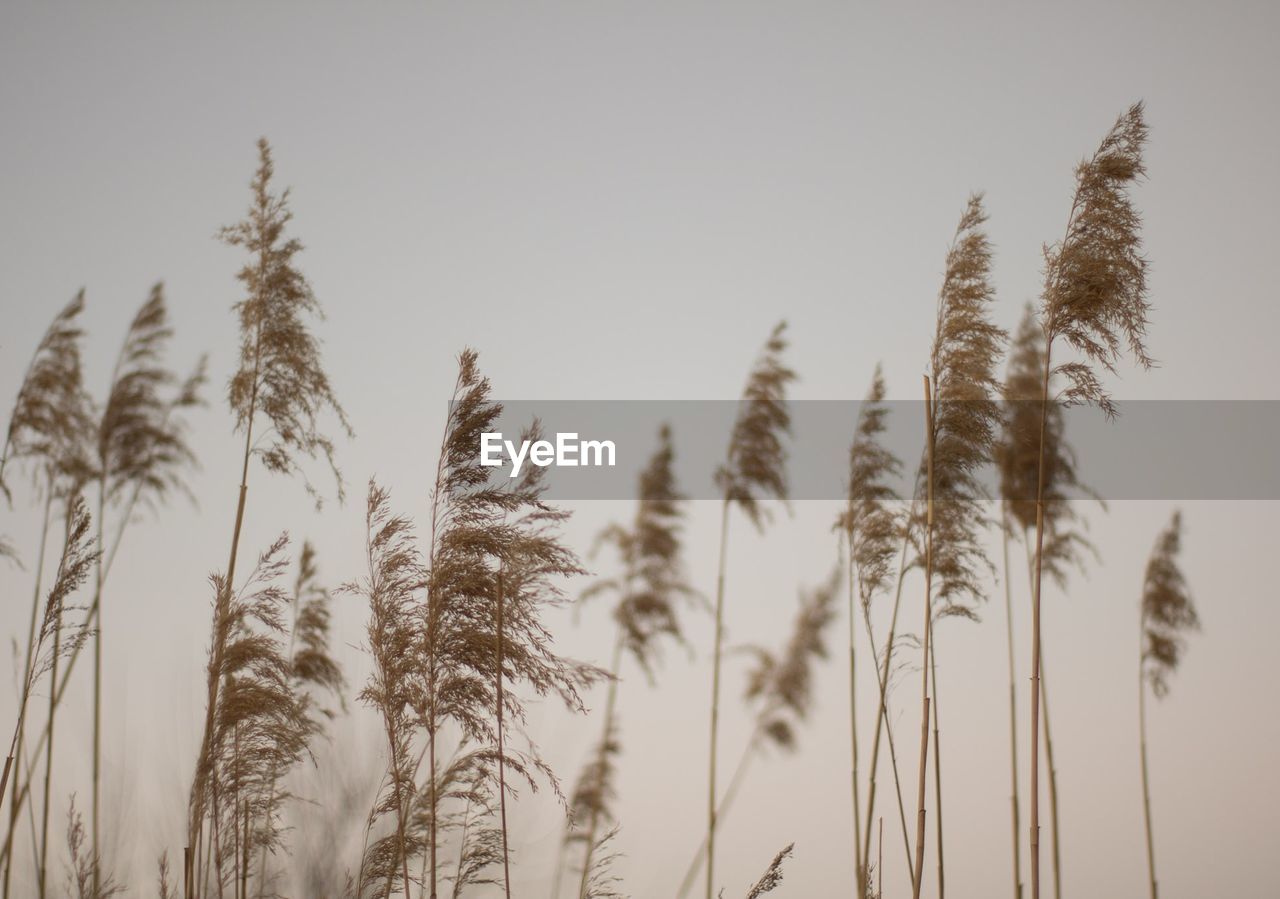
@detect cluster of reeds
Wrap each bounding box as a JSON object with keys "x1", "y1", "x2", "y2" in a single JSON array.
[{"x1": 0, "y1": 102, "x2": 1212, "y2": 898}]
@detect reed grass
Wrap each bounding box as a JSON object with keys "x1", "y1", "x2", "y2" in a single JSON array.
[
  {"x1": 677, "y1": 572, "x2": 837, "y2": 899},
  {"x1": 1137, "y1": 511, "x2": 1196, "y2": 899},
  {"x1": 1027, "y1": 102, "x2": 1151, "y2": 899},
  {"x1": 561, "y1": 424, "x2": 690, "y2": 898},
  {"x1": 705, "y1": 322, "x2": 794, "y2": 899},
  {"x1": 912, "y1": 194, "x2": 1004, "y2": 899},
  {"x1": 187, "y1": 137, "x2": 349, "y2": 899},
  {"x1": 836, "y1": 366, "x2": 904, "y2": 894}
]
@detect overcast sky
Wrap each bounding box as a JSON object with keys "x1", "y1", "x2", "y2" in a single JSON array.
[{"x1": 2, "y1": 2, "x2": 1278, "y2": 897}]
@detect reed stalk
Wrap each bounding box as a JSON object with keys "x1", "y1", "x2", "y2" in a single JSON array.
[
  {"x1": 704, "y1": 322, "x2": 793, "y2": 899},
  {"x1": 910, "y1": 377, "x2": 935, "y2": 899},
  {"x1": 1137, "y1": 511, "x2": 1196, "y2": 899},
  {"x1": 1026, "y1": 103, "x2": 1151, "y2": 899}
]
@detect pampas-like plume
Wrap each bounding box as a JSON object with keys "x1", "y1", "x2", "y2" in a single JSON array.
[
  {"x1": 1028, "y1": 103, "x2": 1151, "y2": 899},
  {"x1": 192, "y1": 536, "x2": 315, "y2": 899},
  {"x1": 0, "y1": 291, "x2": 93, "y2": 498},
  {"x1": 742, "y1": 843, "x2": 794, "y2": 899},
  {"x1": 836, "y1": 366, "x2": 904, "y2": 896},
  {"x1": 1137, "y1": 511, "x2": 1196, "y2": 899},
  {"x1": 912, "y1": 194, "x2": 1005, "y2": 899},
  {"x1": 564, "y1": 424, "x2": 691, "y2": 897},
  {"x1": 579, "y1": 827, "x2": 626, "y2": 899},
  {"x1": 1, "y1": 497, "x2": 97, "y2": 874},
  {"x1": 189, "y1": 138, "x2": 349, "y2": 897},
  {"x1": 220, "y1": 139, "x2": 351, "y2": 501},
  {"x1": 349, "y1": 483, "x2": 425, "y2": 899},
  {"x1": 90, "y1": 284, "x2": 205, "y2": 894},
  {"x1": 1, "y1": 294, "x2": 93, "y2": 899},
  {"x1": 63, "y1": 795, "x2": 123, "y2": 899},
  {"x1": 998, "y1": 303, "x2": 1099, "y2": 899},
  {"x1": 677, "y1": 574, "x2": 836, "y2": 899},
  {"x1": 418, "y1": 350, "x2": 599, "y2": 899},
  {"x1": 705, "y1": 322, "x2": 794, "y2": 899},
  {"x1": 254, "y1": 540, "x2": 344, "y2": 896}
]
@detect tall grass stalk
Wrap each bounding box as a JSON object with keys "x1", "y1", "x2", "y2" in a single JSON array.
[
  {"x1": 837, "y1": 366, "x2": 905, "y2": 894},
  {"x1": 910, "y1": 377, "x2": 935, "y2": 899},
  {"x1": 911, "y1": 194, "x2": 1004, "y2": 898},
  {"x1": 565, "y1": 424, "x2": 689, "y2": 898},
  {"x1": 91, "y1": 284, "x2": 203, "y2": 895},
  {"x1": 678, "y1": 574, "x2": 837, "y2": 899},
  {"x1": 1027, "y1": 103, "x2": 1151, "y2": 899},
  {"x1": 0, "y1": 291, "x2": 92, "y2": 899},
  {"x1": 1137, "y1": 511, "x2": 1196, "y2": 899},
  {"x1": 705, "y1": 322, "x2": 793, "y2": 899},
  {"x1": 999, "y1": 505, "x2": 1022, "y2": 899},
  {"x1": 188, "y1": 138, "x2": 348, "y2": 899}
]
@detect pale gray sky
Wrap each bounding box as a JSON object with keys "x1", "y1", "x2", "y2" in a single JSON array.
[{"x1": 2, "y1": 2, "x2": 1278, "y2": 896}]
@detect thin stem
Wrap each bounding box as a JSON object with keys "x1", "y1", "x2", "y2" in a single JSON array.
[
  {"x1": 910, "y1": 376, "x2": 936, "y2": 898},
  {"x1": 38, "y1": 500, "x2": 74, "y2": 899},
  {"x1": 496, "y1": 572, "x2": 511, "y2": 899},
  {"x1": 576, "y1": 634, "x2": 624, "y2": 899},
  {"x1": 1028, "y1": 335, "x2": 1054, "y2": 899},
  {"x1": 1138, "y1": 647, "x2": 1157, "y2": 899},
  {"x1": 1001, "y1": 510, "x2": 1023, "y2": 899},
  {"x1": 91, "y1": 478, "x2": 105, "y2": 898},
  {"x1": 2, "y1": 481, "x2": 54, "y2": 899},
  {"x1": 705, "y1": 498, "x2": 730, "y2": 899},
  {"x1": 674, "y1": 726, "x2": 764, "y2": 899},
  {"x1": 929, "y1": 634, "x2": 944, "y2": 899},
  {"x1": 862, "y1": 532, "x2": 917, "y2": 892},
  {"x1": 846, "y1": 532, "x2": 864, "y2": 897}
]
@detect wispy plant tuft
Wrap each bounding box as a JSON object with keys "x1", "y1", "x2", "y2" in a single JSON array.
[
  {"x1": 705, "y1": 322, "x2": 795, "y2": 899},
  {"x1": 837, "y1": 366, "x2": 904, "y2": 895},
  {"x1": 566, "y1": 424, "x2": 692, "y2": 896},
  {"x1": 912, "y1": 194, "x2": 1005, "y2": 899},
  {"x1": 2, "y1": 497, "x2": 98, "y2": 816},
  {"x1": 677, "y1": 575, "x2": 836, "y2": 899},
  {"x1": 1137, "y1": 510, "x2": 1196, "y2": 899},
  {"x1": 194, "y1": 536, "x2": 315, "y2": 897},
  {"x1": 742, "y1": 843, "x2": 794, "y2": 899},
  {"x1": 1027, "y1": 102, "x2": 1151, "y2": 899},
  {"x1": 190, "y1": 138, "x2": 349, "y2": 895},
  {"x1": 220, "y1": 138, "x2": 352, "y2": 502},
  {"x1": 63, "y1": 795, "x2": 123, "y2": 899},
  {"x1": 0, "y1": 291, "x2": 94, "y2": 498},
  {"x1": 348, "y1": 482, "x2": 425, "y2": 898},
  {"x1": 1139, "y1": 512, "x2": 1197, "y2": 699}
]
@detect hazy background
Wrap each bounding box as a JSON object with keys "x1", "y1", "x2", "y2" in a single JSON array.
[{"x1": 2, "y1": 2, "x2": 1278, "y2": 896}]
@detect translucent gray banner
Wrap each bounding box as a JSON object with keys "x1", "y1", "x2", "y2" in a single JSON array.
[{"x1": 464, "y1": 401, "x2": 1280, "y2": 501}]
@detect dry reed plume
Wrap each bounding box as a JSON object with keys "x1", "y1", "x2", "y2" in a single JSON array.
[
  {"x1": 705, "y1": 322, "x2": 794, "y2": 899},
  {"x1": 911, "y1": 193, "x2": 1005, "y2": 899},
  {"x1": 836, "y1": 366, "x2": 906, "y2": 897},
  {"x1": 1137, "y1": 511, "x2": 1197, "y2": 899},
  {"x1": 1027, "y1": 102, "x2": 1151, "y2": 899},
  {"x1": 997, "y1": 303, "x2": 1100, "y2": 899},
  {"x1": 563, "y1": 423, "x2": 691, "y2": 898},
  {"x1": 187, "y1": 137, "x2": 350, "y2": 899},
  {"x1": 678, "y1": 572, "x2": 837, "y2": 899}
]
